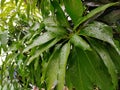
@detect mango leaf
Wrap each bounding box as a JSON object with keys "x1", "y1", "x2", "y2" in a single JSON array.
[
  {"x1": 23, "y1": 32, "x2": 56, "y2": 52},
  {"x1": 51, "y1": 0, "x2": 69, "y2": 27},
  {"x1": 46, "y1": 45, "x2": 61, "y2": 90},
  {"x1": 46, "y1": 43, "x2": 70, "y2": 90},
  {"x1": 44, "y1": 16, "x2": 68, "y2": 36},
  {"x1": 65, "y1": 72, "x2": 73, "y2": 90},
  {"x1": 64, "y1": 0, "x2": 83, "y2": 25},
  {"x1": 26, "y1": 38, "x2": 60, "y2": 65},
  {"x1": 57, "y1": 42, "x2": 70, "y2": 90},
  {"x1": 74, "y1": 2, "x2": 119, "y2": 29},
  {"x1": 80, "y1": 21, "x2": 120, "y2": 55},
  {"x1": 88, "y1": 39, "x2": 118, "y2": 89},
  {"x1": 106, "y1": 45, "x2": 120, "y2": 75},
  {"x1": 70, "y1": 34, "x2": 91, "y2": 50},
  {"x1": 45, "y1": 26, "x2": 67, "y2": 36},
  {"x1": 80, "y1": 21, "x2": 113, "y2": 42},
  {"x1": 66, "y1": 46, "x2": 115, "y2": 90}
]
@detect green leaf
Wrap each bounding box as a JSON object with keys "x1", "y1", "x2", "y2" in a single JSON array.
[
  {"x1": 51, "y1": 0, "x2": 69, "y2": 27},
  {"x1": 46, "y1": 45, "x2": 61, "y2": 90},
  {"x1": 74, "y1": 2, "x2": 119, "y2": 29},
  {"x1": 70, "y1": 34, "x2": 91, "y2": 50},
  {"x1": 23, "y1": 32, "x2": 56, "y2": 52},
  {"x1": 88, "y1": 39, "x2": 118, "y2": 89},
  {"x1": 65, "y1": 72, "x2": 73, "y2": 90},
  {"x1": 80, "y1": 21, "x2": 120, "y2": 55},
  {"x1": 34, "y1": 58, "x2": 39, "y2": 70},
  {"x1": 41, "y1": 0, "x2": 53, "y2": 17},
  {"x1": 64, "y1": 0, "x2": 83, "y2": 25},
  {"x1": 66, "y1": 46, "x2": 115, "y2": 90},
  {"x1": 45, "y1": 43, "x2": 70, "y2": 90},
  {"x1": 107, "y1": 45, "x2": 120, "y2": 75},
  {"x1": 45, "y1": 26, "x2": 67, "y2": 36},
  {"x1": 26, "y1": 38, "x2": 60, "y2": 65},
  {"x1": 57, "y1": 42, "x2": 70, "y2": 90},
  {"x1": 80, "y1": 21, "x2": 113, "y2": 43}
]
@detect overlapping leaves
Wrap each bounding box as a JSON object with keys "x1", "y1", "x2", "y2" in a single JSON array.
[
  {"x1": 1, "y1": 0, "x2": 120, "y2": 90},
  {"x1": 80, "y1": 21, "x2": 120, "y2": 55},
  {"x1": 16, "y1": 0, "x2": 120, "y2": 90},
  {"x1": 66, "y1": 46, "x2": 116, "y2": 90},
  {"x1": 46, "y1": 43, "x2": 70, "y2": 90}
]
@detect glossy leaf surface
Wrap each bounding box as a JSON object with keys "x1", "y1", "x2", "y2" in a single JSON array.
[
  {"x1": 70, "y1": 34, "x2": 91, "y2": 50},
  {"x1": 74, "y1": 2, "x2": 119, "y2": 29},
  {"x1": 23, "y1": 32, "x2": 56, "y2": 52},
  {"x1": 64, "y1": 0, "x2": 83, "y2": 25},
  {"x1": 46, "y1": 43, "x2": 70, "y2": 90},
  {"x1": 57, "y1": 43, "x2": 70, "y2": 90},
  {"x1": 66, "y1": 46, "x2": 115, "y2": 90},
  {"x1": 80, "y1": 21, "x2": 120, "y2": 55},
  {"x1": 46, "y1": 45, "x2": 60, "y2": 90},
  {"x1": 26, "y1": 38, "x2": 60, "y2": 65}
]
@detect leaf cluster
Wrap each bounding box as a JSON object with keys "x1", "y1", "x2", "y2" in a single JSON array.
[{"x1": 0, "y1": 0, "x2": 120, "y2": 90}]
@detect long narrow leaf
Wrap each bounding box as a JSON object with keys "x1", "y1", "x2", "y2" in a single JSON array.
[
  {"x1": 80, "y1": 21, "x2": 120, "y2": 55},
  {"x1": 107, "y1": 45, "x2": 120, "y2": 74},
  {"x1": 51, "y1": 0, "x2": 69, "y2": 27},
  {"x1": 64, "y1": 0, "x2": 83, "y2": 25},
  {"x1": 74, "y1": 2, "x2": 119, "y2": 29},
  {"x1": 88, "y1": 39, "x2": 118, "y2": 89},
  {"x1": 26, "y1": 38, "x2": 60, "y2": 65},
  {"x1": 46, "y1": 42, "x2": 70, "y2": 90},
  {"x1": 46, "y1": 45, "x2": 61, "y2": 90},
  {"x1": 23, "y1": 32, "x2": 56, "y2": 52},
  {"x1": 57, "y1": 42, "x2": 70, "y2": 90},
  {"x1": 66, "y1": 46, "x2": 115, "y2": 90}
]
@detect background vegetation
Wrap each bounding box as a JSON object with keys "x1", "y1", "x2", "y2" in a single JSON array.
[{"x1": 0, "y1": 0, "x2": 120, "y2": 90}]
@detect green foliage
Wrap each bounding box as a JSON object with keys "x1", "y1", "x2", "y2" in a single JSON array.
[
  {"x1": 74, "y1": 2, "x2": 119, "y2": 29},
  {"x1": 64, "y1": 0, "x2": 83, "y2": 25},
  {"x1": 80, "y1": 21, "x2": 120, "y2": 55},
  {"x1": 0, "y1": 0, "x2": 120, "y2": 90},
  {"x1": 66, "y1": 47, "x2": 115, "y2": 90},
  {"x1": 70, "y1": 34, "x2": 91, "y2": 50}
]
